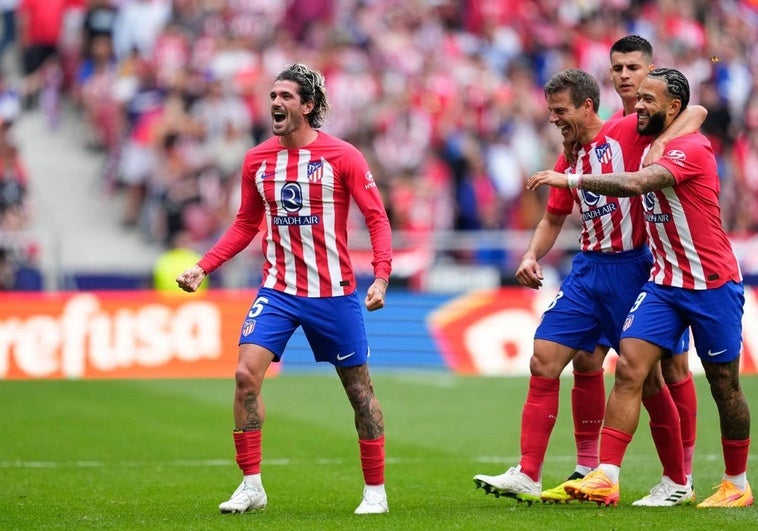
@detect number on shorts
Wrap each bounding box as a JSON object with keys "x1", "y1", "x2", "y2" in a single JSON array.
[
  {"x1": 546, "y1": 290, "x2": 564, "y2": 311},
  {"x1": 248, "y1": 296, "x2": 269, "y2": 318},
  {"x1": 629, "y1": 292, "x2": 646, "y2": 313}
]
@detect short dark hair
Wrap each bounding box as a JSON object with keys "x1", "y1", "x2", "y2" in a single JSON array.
[
  {"x1": 610, "y1": 35, "x2": 653, "y2": 62},
  {"x1": 544, "y1": 68, "x2": 600, "y2": 113},
  {"x1": 647, "y1": 68, "x2": 690, "y2": 110},
  {"x1": 275, "y1": 63, "x2": 330, "y2": 128}
]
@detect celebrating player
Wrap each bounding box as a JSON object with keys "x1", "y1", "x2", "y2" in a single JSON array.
[
  {"x1": 473, "y1": 67, "x2": 704, "y2": 506},
  {"x1": 176, "y1": 63, "x2": 392, "y2": 515},
  {"x1": 541, "y1": 35, "x2": 699, "y2": 506},
  {"x1": 529, "y1": 68, "x2": 752, "y2": 508}
]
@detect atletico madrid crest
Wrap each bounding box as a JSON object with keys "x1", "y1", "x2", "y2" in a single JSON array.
[
  {"x1": 307, "y1": 161, "x2": 324, "y2": 182},
  {"x1": 242, "y1": 319, "x2": 256, "y2": 336},
  {"x1": 595, "y1": 143, "x2": 612, "y2": 164}
]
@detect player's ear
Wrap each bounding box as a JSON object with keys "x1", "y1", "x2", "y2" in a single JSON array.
[{"x1": 648, "y1": 63, "x2": 655, "y2": 72}]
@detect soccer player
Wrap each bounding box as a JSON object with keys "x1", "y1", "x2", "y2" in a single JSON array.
[
  {"x1": 529, "y1": 68, "x2": 752, "y2": 508},
  {"x1": 472, "y1": 68, "x2": 704, "y2": 506},
  {"x1": 176, "y1": 63, "x2": 392, "y2": 515},
  {"x1": 540, "y1": 35, "x2": 699, "y2": 506}
]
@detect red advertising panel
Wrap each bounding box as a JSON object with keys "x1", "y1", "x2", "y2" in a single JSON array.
[
  {"x1": 427, "y1": 286, "x2": 758, "y2": 376},
  {"x1": 0, "y1": 291, "x2": 280, "y2": 380}
]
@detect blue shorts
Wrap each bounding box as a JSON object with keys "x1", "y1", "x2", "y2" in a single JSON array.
[
  {"x1": 536, "y1": 247, "x2": 653, "y2": 353},
  {"x1": 238, "y1": 287, "x2": 369, "y2": 366},
  {"x1": 621, "y1": 281, "x2": 744, "y2": 363}
]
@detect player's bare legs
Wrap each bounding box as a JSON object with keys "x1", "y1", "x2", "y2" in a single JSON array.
[
  {"x1": 696, "y1": 358, "x2": 753, "y2": 507},
  {"x1": 337, "y1": 363, "x2": 388, "y2": 513},
  {"x1": 234, "y1": 344, "x2": 274, "y2": 430},
  {"x1": 337, "y1": 364, "x2": 384, "y2": 439},
  {"x1": 220, "y1": 344, "x2": 275, "y2": 514},
  {"x1": 701, "y1": 359, "x2": 750, "y2": 440}
]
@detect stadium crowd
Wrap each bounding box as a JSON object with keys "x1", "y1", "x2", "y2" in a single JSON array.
[{"x1": 2, "y1": 0, "x2": 758, "y2": 289}]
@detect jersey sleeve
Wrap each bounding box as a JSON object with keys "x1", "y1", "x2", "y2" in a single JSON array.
[
  {"x1": 652, "y1": 135, "x2": 711, "y2": 185},
  {"x1": 198, "y1": 152, "x2": 264, "y2": 273},
  {"x1": 343, "y1": 145, "x2": 392, "y2": 281},
  {"x1": 545, "y1": 155, "x2": 575, "y2": 215}
]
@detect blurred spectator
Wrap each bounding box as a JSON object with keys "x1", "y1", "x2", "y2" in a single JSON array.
[
  {"x1": 153, "y1": 229, "x2": 205, "y2": 292},
  {"x1": 17, "y1": 0, "x2": 67, "y2": 108},
  {"x1": 112, "y1": 0, "x2": 171, "y2": 61},
  {"x1": 81, "y1": 0, "x2": 118, "y2": 58},
  {"x1": 732, "y1": 92, "x2": 758, "y2": 233},
  {"x1": 11, "y1": 0, "x2": 758, "y2": 288},
  {"x1": 0, "y1": 0, "x2": 18, "y2": 65}
]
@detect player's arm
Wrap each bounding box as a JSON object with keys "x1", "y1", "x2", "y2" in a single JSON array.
[
  {"x1": 527, "y1": 164, "x2": 675, "y2": 197},
  {"x1": 643, "y1": 104, "x2": 707, "y2": 166},
  {"x1": 516, "y1": 211, "x2": 567, "y2": 289}
]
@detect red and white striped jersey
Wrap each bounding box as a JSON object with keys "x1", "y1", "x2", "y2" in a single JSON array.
[
  {"x1": 546, "y1": 114, "x2": 648, "y2": 253},
  {"x1": 645, "y1": 133, "x2": 741, "y2": 289},
  {"x1": 199, "y1": 132, "x2": 392, "y2": 297}
]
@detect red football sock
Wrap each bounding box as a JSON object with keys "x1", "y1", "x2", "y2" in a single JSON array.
[
  {"x1": 599, "y1": 426, "x2": 633, "y2": 467},
  {"x1": 359, "y1": 435, "x2": 385, "y2": 485},
  {"x1": 667, "y1": 372, "x2": 697, "y2": 476},
  {"x1": 572, "y1": 369, "x2": 604, "y2": 469},
  {"x1": 519, "y1": 376, "x2": 560, "y2": 481},
  {"x1": 233, "y1": 429, "x2": 262, "y2": 475},
  {"x1": 722, "y1": 437, "x2": 750, "y2": 476},
  {"x1": 642, "y1": 387, "x2": 686, "y2": 485}
]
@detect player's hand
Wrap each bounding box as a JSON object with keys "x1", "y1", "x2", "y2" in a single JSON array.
[
  {"x1": 642, "y1": 139, "x2": 664, "y2": 166},
  {"x1": 527, "y1": 170, "x2": 568, "y2": 190},
  {"x1": 176, "y1": 264, "x2": 207, "y2": 293},
  {"x1": 365, "y1": 278, "x2": 388, "y2": 311},
  {"x1": 515, "y1": 256, "x2": 544, "y2": 289}
]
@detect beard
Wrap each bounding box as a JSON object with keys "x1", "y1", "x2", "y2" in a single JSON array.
[{"x1": 638, "y1": 110, "x2": 666, "y2": 136}]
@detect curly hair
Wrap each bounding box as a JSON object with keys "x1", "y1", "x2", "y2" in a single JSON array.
[
  {"x1": 275, "y1": 63, "x2": 331, "y2": 128},
  {"x1": 647, "y1": 67, "x2": 690, "y2": 110}
]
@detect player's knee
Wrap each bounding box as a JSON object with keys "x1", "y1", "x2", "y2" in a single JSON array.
[
  {"x1": 572, "y1": 349, "x2": 605, "y2": 372},
  {"x1": 661, "y1": 356, "x2": 689, "y2": 384}
]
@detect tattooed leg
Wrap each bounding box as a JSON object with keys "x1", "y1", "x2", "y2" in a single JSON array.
[
  {"x1": 337, "y1": 364, "x2": 384, "y2": 440},
  {"x1": 234, "y1": 344, "x2": 275, "y2": 431},
  {"x1": 702, "y1": 358, "x2": 751, "y2": 440}
]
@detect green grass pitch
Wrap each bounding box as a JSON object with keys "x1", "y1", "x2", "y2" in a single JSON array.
[{"x1": 1, "y1": 373, "x2": 756, "y2": 529}]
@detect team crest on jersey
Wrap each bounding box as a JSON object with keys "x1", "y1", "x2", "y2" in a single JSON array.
[
  {"x1": 307, "y1": 161, "x2": 324, "y2": 182},
  {"x1": 241, "y1": 319, "x2": 256, "y2": 336},
  {"x1": 622, "y1": 315, "x2": 634, "y2": 332},
  {"x1": 595, "y1": 143, "x2": 612, "y2": 164}
]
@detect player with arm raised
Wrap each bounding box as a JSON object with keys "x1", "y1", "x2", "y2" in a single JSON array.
[
  {"x1": 541, "y1": 35, "x2": 702, "y2": 507},
  {"x1": 529, "y1": 68, "x2": 752, "y2": 508},
  {"x1": 473, "y1": 68, "x2": 700, "y2": 506}
]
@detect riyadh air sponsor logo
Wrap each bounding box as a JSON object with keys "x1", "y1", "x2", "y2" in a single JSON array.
[
  {"x1": 273, "y1": 215, "x2": 320, "y2": 226},
  {"x1": 581, "y1": 189, "x2": 601, "y2": 206},
  {"x1": 595, "y1": 143, "x2": 612, "y2": 164},
  {"x1": 281, "y1": 182, "x2": 302, "y2": 212},
  {"x1": 581, "y1": 202, "x2": 617, "y2": 221},
  {"x1": 643, "y1": 192, "x2": 670, "y2": 223},
  {"x1": 664, "y1": 149, "x2": 686, "y2": 167}
]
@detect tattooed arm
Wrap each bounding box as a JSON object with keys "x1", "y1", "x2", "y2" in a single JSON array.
[{"x1": 526, "y1": 163, "x2": 676, "y2": 197}]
